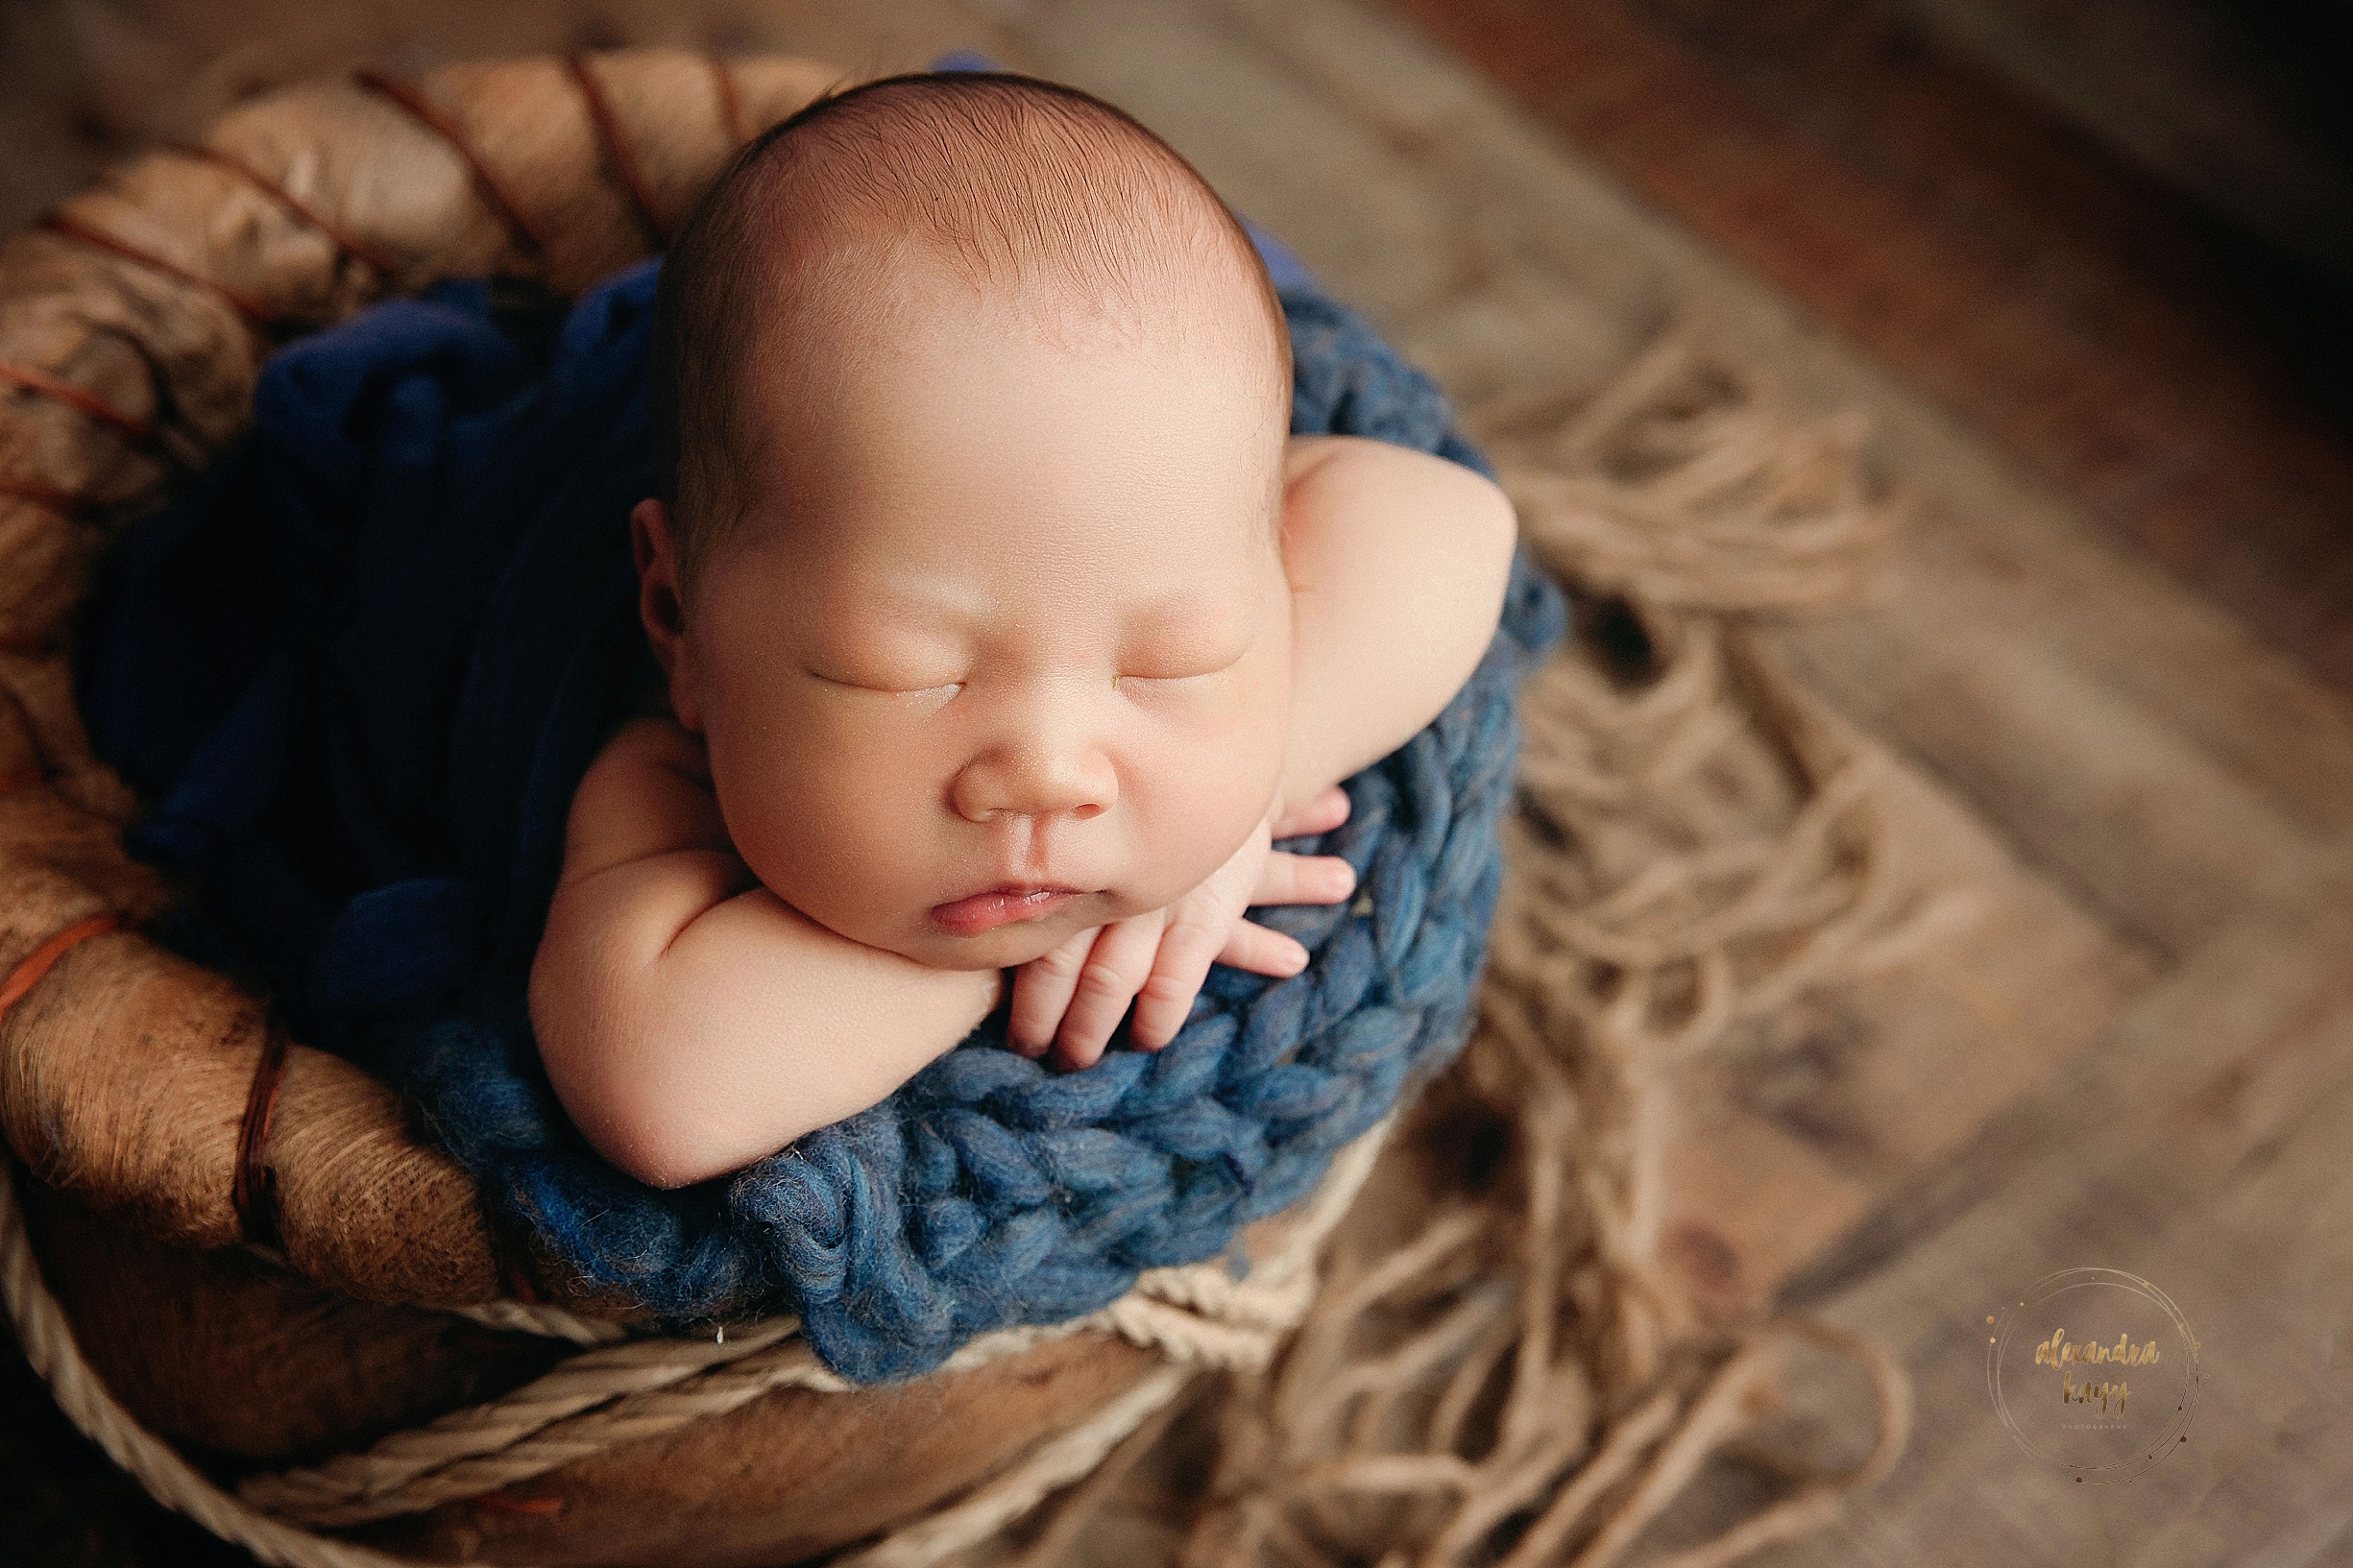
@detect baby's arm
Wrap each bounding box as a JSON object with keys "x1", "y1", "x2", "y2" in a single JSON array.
[
  {"x1": 528, "y1": 716, "x2": 1002, "y2": 1190},
  {"x1": 1274, "y1": 435, "x2": 1520, "y2": 822}
]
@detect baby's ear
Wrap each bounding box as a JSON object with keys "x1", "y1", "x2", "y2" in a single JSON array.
[{"x1": 630, "y1": 498, "x2": 703, "y2": 732}]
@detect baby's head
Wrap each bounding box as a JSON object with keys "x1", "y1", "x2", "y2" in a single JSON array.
[{"x1": 635, "y1": 71, "x2": 1297, "y2": 973}]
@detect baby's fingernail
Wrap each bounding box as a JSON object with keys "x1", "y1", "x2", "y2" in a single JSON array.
[{"x1": 1285, "y1": 946, "x2": 1309, "y2": 975}]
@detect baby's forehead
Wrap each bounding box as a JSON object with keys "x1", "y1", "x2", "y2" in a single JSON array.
[
  {"x1": 756, "y1": 264, "x2": 1279, "y2": 428},
  {"x1": 721, "y1": 318, "x2": 1284, "y2": 605}
]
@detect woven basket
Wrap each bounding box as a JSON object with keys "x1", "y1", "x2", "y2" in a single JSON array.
[{"x1": 0, "y1": 49, "x2": 1383, "y2": 1565}]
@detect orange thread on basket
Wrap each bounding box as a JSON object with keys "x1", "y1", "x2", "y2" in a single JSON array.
[
  {"x1": 0, "y1": 360, "x2": 153, "y2": 446},
  {"x1": 0, "y1": 632, "x2": 48, "y2": 656},
  {"x1": 711, "y1": 56, "x2": 750, "y2": 149},
  {"x1": 233, "y1": 1022, "x2": 291, "y2": 1250},
  {"x1": 475, "y1": 1494, "x2": 568, "y2": 1517},
  {"x1": 0, "y1": 912, "x2": 122, "y2": 1022},
  {"x1": 40, "y1": 211, "x2": 279, "y2": 333},
  {"x1": 355, "y1": 70, "x2": 549, "y2": 258},
  {"x1": 486, "y1": 1205, "x2": 546, "y2": 1305},
  {"x1": 0, "y1": 476, "x2": 86, "y2": 519},
  {"x1": 0, "y1": 673, "x2": 49, "y2": 793},
  {"x1": 167, "y1": 140, "x2": 404, "y2": 277},
  {"x1": 0, "y1": 665, "x2": 52, "y2": 797},
  {"x1": 569, "y1": 53, "x2": 667, "y2": 247}
]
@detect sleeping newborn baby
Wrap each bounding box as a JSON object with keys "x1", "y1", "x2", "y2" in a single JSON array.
[{"x1": 528, "y1": 72, "x2": 1517, "y2": 1190}]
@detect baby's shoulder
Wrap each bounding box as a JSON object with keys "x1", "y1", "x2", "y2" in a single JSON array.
[
  {"x1": 557, "y1": 714, "x2": 730, "y2": 882},
  {"x1": 586, "y1": 713, "x2": 708, "y2": 790}
]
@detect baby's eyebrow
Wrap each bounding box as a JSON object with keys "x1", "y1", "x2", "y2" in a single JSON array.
[
  {"x1": 831, "y1": 579, "x2": 988, "y2": 626},
  {"x1": 818, "y1": 573, "x2": 1271, "y2": 658},
  {"x1": 1127, "y1": 588, "x2": 1236, "y2": 632},
  {"x1": 1105, "y1": 591, "x2": 1263, "y2": 662},
  {"x1": 1133, "y1": 594, "x2": 1224, "y2": 630},
  {"x1": 836, "y1": 579, "x2": 1241, "y2": 634}
]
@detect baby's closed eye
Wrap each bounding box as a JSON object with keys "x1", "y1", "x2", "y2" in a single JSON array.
[
  {"x1": 1113, "y1": 625, "x2": 1258, "y2": 686},
  {"x1": 1115, "y1": 655, "x2": 1239, "y2": 688},
  {"x1": 806, "y1": 665, "x2": 964, "y2": 700},
  {"x1": 806, "y1": 662, "x2": 1242, "y2": 696}
]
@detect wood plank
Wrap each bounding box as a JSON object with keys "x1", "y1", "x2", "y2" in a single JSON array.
[
  {"x1": 1654, "y1": 747, "x2": 2154, "y2": 1318},
  {"x1": 1735, "y1": 898, "x2": 2353, "y2": 1564},
  {"x1": 1775, "y1": 522, "x2": 2338, "y2": 954},
  {"x1": 1366, "y1": 0, "x2": 2353, "y2": 698},
  {"x1": 1878, "y1": 0, "x2": 2353, "y2": 294}
]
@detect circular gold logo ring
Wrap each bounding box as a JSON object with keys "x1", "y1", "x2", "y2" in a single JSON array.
[{"x1": 1986, "y1": 1266, "x2": 2200, "y2": 1484}]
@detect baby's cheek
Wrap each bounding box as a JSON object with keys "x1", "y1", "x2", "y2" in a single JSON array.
[
  {"x1": 771, "y1": 745, "x2": 908, "y2": 860},
  {"x1": 1142, "y1": 738, "x2": 1277, "y2": 899},
  {"x1": 710, "y1": 719, "x2": 877, "y2": 873}
]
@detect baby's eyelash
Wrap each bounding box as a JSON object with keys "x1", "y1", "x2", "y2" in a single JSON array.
[
  {"x1": 1119, "y1": 650, "x2": 1246, "y2": 688},
  {"x1": 1117, "y1": 673, "x2": 1204, "y2": 688},
  {"x1": 813, "y1": 667, "x2": 1225, "y2": 697},
  {"x1": 808, "y1": 669, "x2": 962, "y2": 698}
]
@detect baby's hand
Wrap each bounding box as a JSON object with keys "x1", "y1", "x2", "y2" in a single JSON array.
[{"x1": 1008, "y1": 787, "x2": 1357, "y2": 1070}]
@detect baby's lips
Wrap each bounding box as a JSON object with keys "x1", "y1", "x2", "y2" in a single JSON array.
[{"x1": 930, "y1": 884, "x2": 1084, "y2": 937}]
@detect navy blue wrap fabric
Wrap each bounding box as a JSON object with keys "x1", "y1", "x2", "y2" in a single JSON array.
[{"x1": 77, "y1": 256, "x2": 1568, "y2": 1381}]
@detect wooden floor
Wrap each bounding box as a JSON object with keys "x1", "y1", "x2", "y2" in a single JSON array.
[
  {"x1": 1385, "y1": 0, "x2": 2353, "y2": 697},
  {"x1": 7, "y1": 1, "x2": 2353, "y2": 1564}
]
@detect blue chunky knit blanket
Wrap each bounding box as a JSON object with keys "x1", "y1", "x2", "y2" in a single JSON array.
[{"x1": 77, "y1": 247, "x2": 1567, "y2": 1381}]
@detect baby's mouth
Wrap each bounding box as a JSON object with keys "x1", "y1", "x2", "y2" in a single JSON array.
[{"x1": 930, "y1": 884, "x2": 1086, "y2": 937}]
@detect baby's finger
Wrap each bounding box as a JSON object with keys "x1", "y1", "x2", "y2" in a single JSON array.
[
  {"x1": 1270, "y1": 786, "x2": 1351, "y2": 841},
  {"x1": 1008, "y1": 926, "x2": 1098, "y2": 1058},
  {"x1": 1051, "y1": 911, "x2": 1165, "y2": 1071},
  {"x1": 1128, "y1": 913, "x2": 1230, "y2": 1050},
  {"x1": 1216, "y1": 918, "x2": 1312, "y2": 979},
  {"x1": 1251, "y1": 850, "x2": 1356, "y2": 909}
]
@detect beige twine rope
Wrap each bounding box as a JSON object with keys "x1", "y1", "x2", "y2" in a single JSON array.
[
  {"x1": 1474, "y1": 327, "x2": 1901, "y2": 614},
  {"x1": 3, "y1": 1159, "x2": 424, "y2": 1568},
  {"x1": 230, "y1": 1123, "x2": 1389, "y2": 1532},
  {"x1": 0, "y1": 1108, "x2": 1390, "y2": 1567}
]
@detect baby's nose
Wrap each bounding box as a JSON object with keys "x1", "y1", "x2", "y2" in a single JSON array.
[{"x1": 951, "y1": 737, "x2": 1118, "y2": 825}]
